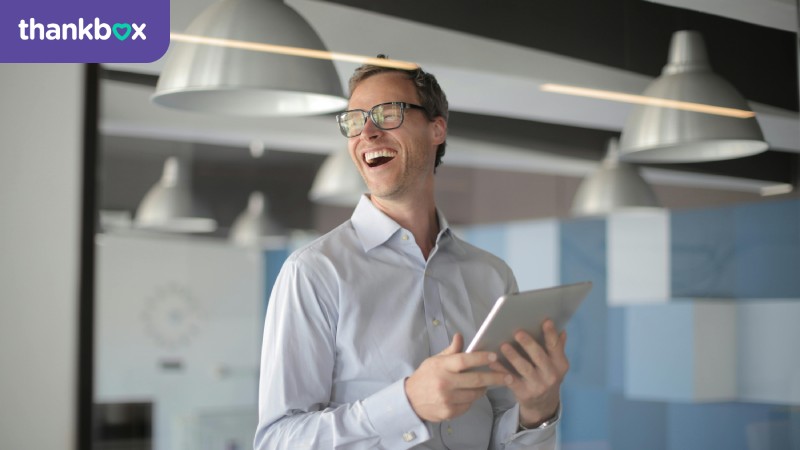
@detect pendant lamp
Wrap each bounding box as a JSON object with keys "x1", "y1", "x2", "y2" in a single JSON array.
[
  {"x1": 619, "y1": 30, "x2": 768, "y2": 163},
  {"x1": 571, "y1": 138, "x2": 661, "y2": 217},
  {"x1": 309, "y1": 148, "x2": 367, "y2": 207},
  {"x1": 152, "y1": 0, "x2": 347, "y2": 116},
  {"x1": 135, "y1": 157, "x2": 218, "y2": 232},
  {"x1": 229, "y1": 191, "x2": 286, "y2": 247}
]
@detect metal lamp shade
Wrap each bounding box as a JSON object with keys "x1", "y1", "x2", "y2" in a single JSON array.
[
  {"x1": 135, "y1": 157, "x2": 218, "y2": 232},
  {"x1": 571, "y1": 138, "x2": 660, "y2": 217},
  {"x1": 309, "y1": 148, "x2": 367, "y2": 207},
  {"x1": 152, "y1": 0, "x2": 347, "y2": 116},
  {"x1": 229, "y1": 191, "x2": 286, "y2": 247},
  {"x1": 619, "y1": 30, "x2": 768, "y2": 163}
]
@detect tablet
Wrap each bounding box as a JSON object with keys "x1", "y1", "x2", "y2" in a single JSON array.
[{"x1": 465, "y1": 281, "x2": 592, "y2": 374}]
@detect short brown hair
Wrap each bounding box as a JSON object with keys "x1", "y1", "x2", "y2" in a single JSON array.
[{"x1": 348, "y1": 59, "x2": 449, "y2": 170}]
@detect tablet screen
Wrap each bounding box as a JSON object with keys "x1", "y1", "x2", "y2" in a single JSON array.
[{"x1": 465, "y1": 281, "x2": 592, "y2": 374}]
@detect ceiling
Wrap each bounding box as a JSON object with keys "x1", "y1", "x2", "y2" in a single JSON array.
[{"x1": 98, "y1": 0, "x2": 800, "y2": 234}]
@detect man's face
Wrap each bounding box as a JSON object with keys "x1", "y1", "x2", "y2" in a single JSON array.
[{"x1": 347, "y1": 72, "x2": 446, "y2": 202}]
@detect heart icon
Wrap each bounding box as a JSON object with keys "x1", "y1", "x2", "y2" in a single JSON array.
[{"x1": 112, "y1": 23, "x2": 132, "y2": 41}]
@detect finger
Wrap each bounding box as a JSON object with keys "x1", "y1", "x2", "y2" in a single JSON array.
[
  {"x1": 500, "y1": 342, "x2": 540, "y2": 381},
  {"x1": 542, "y1": 320, "x2": 560, "y2": 351},
  {"x1": 550, "y1": 331, "x2": 570, "y2": 374},
  {"x1": 444, "y1": 350, "x2": 498, "y2": 372},
  {"x1": 515, "y1": 331, "x2": 561, "y2": 380},
  {"x1": 440, "y1": 333, "x2": 464, "y2": 356},
  {"x1": 448, "y1": 387, "x2": 489, "y2": 404},
  {"x1": 452, "y1": 370, "x2": 507, "y2": 389},
  {"x1": 487, "y1": 360, "x2": 511, "y2": 375}
]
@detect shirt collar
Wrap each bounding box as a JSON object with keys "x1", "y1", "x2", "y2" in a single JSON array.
[{"x1": 351, "y1": 194, "x2": 452, "y2": 253}]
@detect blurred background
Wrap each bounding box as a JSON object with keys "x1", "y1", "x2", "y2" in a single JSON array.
[{"x1": 2, "y1": 0, "x2": 799, "y2": 449}]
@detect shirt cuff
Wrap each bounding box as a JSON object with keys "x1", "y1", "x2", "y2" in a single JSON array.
[
  {"x1": 498, "y1": 403, "x2": 560, "y2": 449},
  {"x1": 362, "y1": 378, "x2": 430, "y2": 449}
]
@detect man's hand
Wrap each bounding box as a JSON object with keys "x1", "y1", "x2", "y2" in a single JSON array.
[
  {"x1": 489, "y1": 320, "x2": 569, "y2": 428},
  {"x1": 405, "y1": 333, "x2": 507, "y2": 423}
]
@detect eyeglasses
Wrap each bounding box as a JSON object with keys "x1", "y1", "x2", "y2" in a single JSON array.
[{"x1": 336, "y1": 102, "x2": 426, "y2": 138}]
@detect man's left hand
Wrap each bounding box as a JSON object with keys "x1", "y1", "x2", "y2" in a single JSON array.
[{"x1": 488, "y1": 319, "x2": 569, "y2": 428}]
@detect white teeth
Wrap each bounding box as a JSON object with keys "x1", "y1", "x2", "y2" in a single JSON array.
[{"x1": 365, "y1": 150, "x2": 396, "y2": 163}]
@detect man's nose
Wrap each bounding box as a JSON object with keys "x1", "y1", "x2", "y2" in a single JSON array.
[{"x1": 360, "y1": 117, "x2": 382, "y2": 141}]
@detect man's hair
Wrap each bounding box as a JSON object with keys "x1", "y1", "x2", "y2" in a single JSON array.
[{"x1": 348, "y1": 58, "x2": 449, "y2": 170}]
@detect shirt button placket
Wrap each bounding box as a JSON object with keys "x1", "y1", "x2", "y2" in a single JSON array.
[{"x1": 422, "y1": 265, "x2": 449, "y2": 354}]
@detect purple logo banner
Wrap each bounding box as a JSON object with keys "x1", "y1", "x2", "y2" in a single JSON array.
[{"x1": 0, "y1": 0, "x2": 169, "y2": 62}]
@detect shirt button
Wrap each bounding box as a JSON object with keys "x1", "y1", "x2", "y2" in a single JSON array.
[
  {"x1": 447, "y1": 425, "x2": 453, "y2": 435},
  {"x1": 401, "y1": 234, "x2": 409, "y2": 241},
  {"x1": 432, "y1": 319, "x2": 440, "y2": 326},
  {"x1": 402, "y1": 431, "x2": 416, "y2": 442}
]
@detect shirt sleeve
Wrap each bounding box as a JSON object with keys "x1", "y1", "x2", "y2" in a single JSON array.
[
  {"x1": 488, "y1": 393, "x2": 560, "y2": 450},
  {"x1": 254, "y1": 257, "x2": 430, "y2": 450}
]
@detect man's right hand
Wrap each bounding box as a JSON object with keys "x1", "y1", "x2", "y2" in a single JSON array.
[{"x1": 404, "y1": 333, "x2": 508, "y2": 423}]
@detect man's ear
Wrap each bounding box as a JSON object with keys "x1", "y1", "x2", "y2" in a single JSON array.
[{"x1": 431, "y1": 116, "x2": 447, "y2": 145}]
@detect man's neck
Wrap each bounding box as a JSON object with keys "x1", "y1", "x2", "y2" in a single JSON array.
[{"x1": 369, "y1": 195, "x2": 439, "y2": 260}]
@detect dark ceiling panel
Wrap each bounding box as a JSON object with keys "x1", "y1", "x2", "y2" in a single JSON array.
[{"x1": 322, "y1": 0, "x2": 798, "y2": 111}]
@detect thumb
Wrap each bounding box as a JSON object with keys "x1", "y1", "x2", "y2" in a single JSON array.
[{"x1": 440, "y1": 332, "x2": 464, "y2": 355}]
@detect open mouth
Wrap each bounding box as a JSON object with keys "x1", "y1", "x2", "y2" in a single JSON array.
[{"x1": 364, "y1": 150, "x2": 397, "y2": 168}]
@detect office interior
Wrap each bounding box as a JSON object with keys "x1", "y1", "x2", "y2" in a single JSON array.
[{"x1": 1, "y1": 0, "x2": 799, "y2": 449}]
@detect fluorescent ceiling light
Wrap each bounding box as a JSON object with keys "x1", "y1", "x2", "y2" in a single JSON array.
[
  {"x1": 540, "y1": 83, "x2": 755, "y2": 119},
  {"x1": 169, "y1": 32, "x2": 419, "y2": 70},
  {"x1": 759, "y1": 184, "x2": 794, "y2": 197}
]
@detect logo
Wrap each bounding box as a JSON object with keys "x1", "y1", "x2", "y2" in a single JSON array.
[
  {"x1": 1, "y1": 0, "x2": 168, "y2": 63},
  {"x1": 18, "y1": 18, "x2": 147, "y2": 41}
]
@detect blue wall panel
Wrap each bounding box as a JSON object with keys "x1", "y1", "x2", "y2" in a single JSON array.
[
  {"x1": 463, "y1": 223, "x2": 507, "y2": 260},
  {"x1": 671, "y1": 205, "x2": 737, "y2": 298},
  {"x1": 504, "y1": 220, "x2": 559, "y2": 290},
  {"x1": 625, "y1": 304, "x2": 695, "y2": 401},
  {"x1": 606, "y1": 307, "x2": 625, "y2": 393},
  {"x1": 263, "y1": 248, "x2": 289, "y2": 314},
  {"x1": 455, "y1": 199, "x2": 800, "y2": 449},
  {"x1": 560, "y1": 386, "x2": 610, "y2": 445},
  {"x1": 667, "y1": 403, "x2": 791, "y2": 450},
  {"x1": 560, "y1": 218, "x2": 607, "y2": 389},
  {"x1": 734, "y1": 199, "x2": 800, "y2": 298},
  {"x1": 610, "y1": 394, "x2": 667, "y2": 450}
]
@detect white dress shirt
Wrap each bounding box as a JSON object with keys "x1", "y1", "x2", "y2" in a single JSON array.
[{"x1": 255, "y1": 195, "x2": 558, "y2": 449}]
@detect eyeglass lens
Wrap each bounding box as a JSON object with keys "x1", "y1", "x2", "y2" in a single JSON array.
[{"x1": 338, "y1": 103, "x2": 406, "y2": 137}]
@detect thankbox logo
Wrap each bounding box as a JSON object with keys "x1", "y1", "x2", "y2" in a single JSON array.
[
  {"x1": 18, "y1": 18, "x2": 147, "y2": 41},
  {"x1": 1, "y1": 0, "x2": 168, "y2": 62}
]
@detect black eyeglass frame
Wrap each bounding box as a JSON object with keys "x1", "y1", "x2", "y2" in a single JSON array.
[{"x1": 336, "y1": 101, "x2": 427, "y2": 138}]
